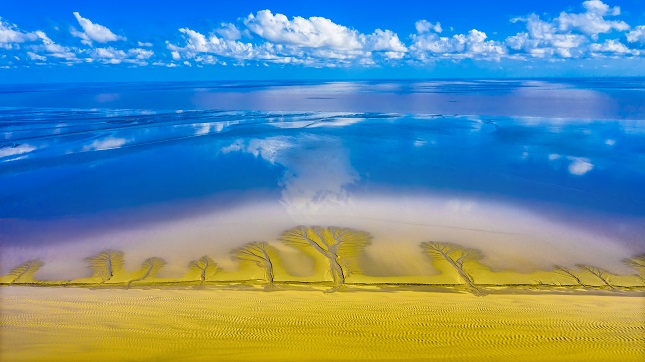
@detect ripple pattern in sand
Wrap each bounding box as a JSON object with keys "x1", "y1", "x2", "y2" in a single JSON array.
[{"x1": 1, "y1": 287, "x2": 644, "y2": 361}]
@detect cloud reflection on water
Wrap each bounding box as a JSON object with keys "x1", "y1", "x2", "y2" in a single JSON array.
[{"x1": 0, "y1": 81, "x2": 643, "y2": 280}]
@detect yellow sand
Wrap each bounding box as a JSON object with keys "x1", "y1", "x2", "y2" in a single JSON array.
[{"x1": 1, "y1": 286, "x2": 643, "y2": 361}]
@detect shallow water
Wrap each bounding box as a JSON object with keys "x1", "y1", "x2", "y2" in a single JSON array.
[{"x1": 1, "y1": 79, "x2": 644, "y2": 281}]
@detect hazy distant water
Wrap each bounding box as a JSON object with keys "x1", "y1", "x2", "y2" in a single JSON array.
[
  {"x1": 1, "y1": 79, "x2": 644, "y2": 278},
  {"x1": 1, "y1": 79, "x2": 644, "y2": 119}
]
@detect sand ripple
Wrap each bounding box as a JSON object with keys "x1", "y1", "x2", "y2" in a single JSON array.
[{"x1": 1, "y1": 287, "x2": 643, "y2": 361}]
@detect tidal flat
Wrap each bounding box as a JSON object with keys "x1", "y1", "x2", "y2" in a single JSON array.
[
  {"x1": 1, "y1": 286, "x2": 643, "y2": 361},
  {"x1": 2, "y1": 79, "x2": 644, "y2": 361}
]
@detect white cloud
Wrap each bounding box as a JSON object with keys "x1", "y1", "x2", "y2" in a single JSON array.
[
  {"x1": 167, "y1": 28, "x2": 258, "y2": 63},
  {"x1": 505, "y1": 1, "x2": 638, "y2": 59},
  {"x1": 506, "y1": 15, "x2": 589, "y2": 58},
  {"x1": 589, "y1": 39, "x2": 638, "y2": 56},
  {"x1": 582, "y1": 0, "x2": 618, "y2": 15},
  {"x1": 215, "y1": 23, "x2": 242, "y2": 40},
  {"x1": 152, "y1": 61, "x2": 178, "y2": 67},
  {"x1": 27, "y1": 51, "x2": 46, "y2": 61},
  {"x1": 626, "y1": 25, "x2": 645, "y2": 45},
  {"x1": 228, "y1": 10, "x2": 407, "y2": 64},
  {"x1": 88, "y1": 47, "x2": 153, "y2": 65},
  {"x1": 415, "y1": 20, "x2": 442, "y2": 34},
  {"x1": 8, "y1": 1, "x2": 645, "y2": 68},
  {"x1": 568, "y1": 157, "x2": 594, "y2": 175},
  {"x1": 366, "y1": 29, "x2": 407, "y2": 54},
  {"x1": 83, "y1": 137, "x2": 127, "y2": 151},
  {"x1": 94, "y1": 47, "x2": 126, "y2": 60},
  {"x1": 245, "y1": 10, "x2": 363, "y2": 50},
  {"x1": 33, "y1": 31, "x2": 77, "y2": 60},
  {"x1": 71, "y1": 12, "x2": 125, "y2": 45},
  {"x1": 557, "y1": 0, "x2": 628, "y2": 40},
  {"x1": 410, "y1": 29, "x2": 506, "y2": 61},
  {"x1": 0, "y1": 18, "x2": 38, "y2": 45},
  {"x1": 128, "y1": 48, "x2": 154, "y2": 60}
]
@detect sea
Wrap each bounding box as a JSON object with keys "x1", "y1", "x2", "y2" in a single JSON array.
[{"x1": 1, "y1": 78, "x2": 644, "y2": 279}]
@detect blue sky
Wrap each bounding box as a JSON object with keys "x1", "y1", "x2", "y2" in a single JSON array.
[{"x1": 1, "y1": 0, "x2": 644, "y2": 82}]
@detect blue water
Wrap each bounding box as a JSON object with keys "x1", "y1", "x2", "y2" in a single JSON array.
[{"x1": 1, "y1": 79, "x2": 644, "y2": 275}]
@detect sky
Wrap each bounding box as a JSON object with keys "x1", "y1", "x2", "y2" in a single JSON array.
[{"x1": 1, "y1": 0, "x2": 644, "y2": 82}]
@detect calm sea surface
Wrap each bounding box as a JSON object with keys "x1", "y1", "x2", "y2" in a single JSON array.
[{"x1": 1, "y1": 79, "x2": 644, "y2": 277}]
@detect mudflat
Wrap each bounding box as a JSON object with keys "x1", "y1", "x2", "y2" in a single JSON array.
[{"x1": 1, "y1": 286, "x2": 643, "y2": 361}]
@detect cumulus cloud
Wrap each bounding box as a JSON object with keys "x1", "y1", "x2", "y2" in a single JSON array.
[
  {"x1": 506, "y1": 1, "x2": 637, "y2": 59},
  {"x1": 92, "y1": 47, "x2": 126, "y2": 62},
  {"x1": 366, "y1": 29, "x2": 407, "y2": 57},
  {"x1": 557, "y1": 0, "x2": 628, "y2": 40},
  {"x1": 589, "y1": 39, "x2": 639, "y2": 56},
  {"x1": 410, "y1": 28, "x2": 506, "y2": 61},
  {"x1": 71, "y1": 12, "x2": 126, "y2": 45},
  {"x1": 128, "y1": 48, "x2": 154, "y2": 60},
  {"x1": 415, "y1": 20, "x2": 442, "y2": 34},
  {"x1": 215, "y1": 23, "x2": 242, "y2": 40},
  {"x1": 507, "y1": 15, "x2": 588, "y2": 58},
  {"x1": 168, "y1": 10, "x2": 407, "y2": 66},
  {"x1": 87, "y1": 46, "x2": 153, "y2": 65},
  {"x1": 626, "y1": 26, "x2": 645, "y2": 45},
  {"x1": 32, "y1": 31, "x2": 77, "y2": 60},
  {"x1": 0, "y1": 18, "x2": 39, "y2": 46},
  {"x1": 0, "y1": 13, "x2": 149, "y2": 67},
  {"x1": 4, "y1": 1, "x2": 644, "y2": 68},
  {"x1": 247, "y1": 10, "x2": 407, "y2": 54},
  {"x1": 24, "y1": 28, "x2": 149, "y2": 66},
  {"x1": 26, "y1": 51, "x2": 46, "y2": 61},
  {"x1": 166, "y1": 28, "x2": 257, "y2": 64},
  {"x1": 245, "y1": 10, "x2": 363, "y2": 50}
]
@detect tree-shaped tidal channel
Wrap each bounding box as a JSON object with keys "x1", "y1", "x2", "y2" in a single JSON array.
[
  {"x1": 231, "y1": 241, "x2": 277, "y2": 289},
  {"x1": 280, "y1": 226, "x2": 372, "y2": 292}
]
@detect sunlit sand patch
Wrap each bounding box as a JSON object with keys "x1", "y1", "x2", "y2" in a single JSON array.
[{"x1": 1, "y1": 287, "x2": 643, "y2": 362}]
